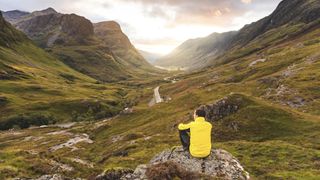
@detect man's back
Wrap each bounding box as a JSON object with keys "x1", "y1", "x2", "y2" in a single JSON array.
[{"x1": 178, "y1": 117, "x2": 212, "y2": 158}]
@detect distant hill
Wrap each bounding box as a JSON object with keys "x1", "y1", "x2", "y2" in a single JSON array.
[
  {"x1": 139, "y1": 50, "x2": 162, "y2": 64},
  {"x1": 2, "y1": 10, "x2": 30, "y2": 23},
  {"x1": 155, "y1": 31, "x2": 237, "y2": 69},
  {"x1": 3, "y1": 8, "x2": 161, "y2": 82},
  {"x1": 156, "y1": 0, "x2": 320, "y2": 70}
]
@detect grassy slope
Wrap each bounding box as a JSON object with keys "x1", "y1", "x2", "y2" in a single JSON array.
[
  {"x1": 0, "y1": 24, "x2": 319, "y2": 179},
  {"x1": 0, "y1": 40, "x2": 156, "y2": 128}
]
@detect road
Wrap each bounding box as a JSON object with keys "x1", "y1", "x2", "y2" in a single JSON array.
[{"x1": 154, "y1": 86, "x2": 163, "y2": 103}]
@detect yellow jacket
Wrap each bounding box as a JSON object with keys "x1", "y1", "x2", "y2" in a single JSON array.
[{"x1": 178, "y1": 117, "x2": 212, "y2": 158}]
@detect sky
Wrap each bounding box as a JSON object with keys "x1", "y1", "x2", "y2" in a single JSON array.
[{"x1": 0, "y1": 0, "x2": 282, "y2": 55}]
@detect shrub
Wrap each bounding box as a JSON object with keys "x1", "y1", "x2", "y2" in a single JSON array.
[{"x1": 0, "y1": 113, "x2": 56, "y2": 130}]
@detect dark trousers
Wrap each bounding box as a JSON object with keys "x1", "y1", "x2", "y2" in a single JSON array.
[{"x1": 179, "y1": 129, "x2": 190, "y2": 151}]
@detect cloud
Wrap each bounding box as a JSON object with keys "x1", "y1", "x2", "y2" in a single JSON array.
[
  {"x1": 241, "y1": 0, "x2": 252, "y2": 4},
  {"x1": 0, "y1": 0, "x2": 282, "y2": 54}
]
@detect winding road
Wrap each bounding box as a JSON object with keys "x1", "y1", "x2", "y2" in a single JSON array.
[
  {"x1": 154, "y1": 86, "x2": 163, "y2": 103},
  {"x1": 149, "y1": 86, "x2": 163, "y2": 107}
]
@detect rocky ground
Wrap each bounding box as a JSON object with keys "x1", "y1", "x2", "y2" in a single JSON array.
[{"x1": 96, "y1": 147, "x2": 249, "y2": 180}]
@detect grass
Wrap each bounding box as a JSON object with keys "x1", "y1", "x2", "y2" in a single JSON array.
[{"x1": 0, "y1": 14, "x2": 320, "y2": 180}]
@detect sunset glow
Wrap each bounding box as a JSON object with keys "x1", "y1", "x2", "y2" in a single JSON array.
[{"x1": 0, "y1": 0, "x2": 282, "y2": 55}]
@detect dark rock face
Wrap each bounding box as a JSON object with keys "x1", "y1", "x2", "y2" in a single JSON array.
[
  {"x1": 120, "y1": 147, "x2": 249, "y2": 180},
  {"x1": 2, "y1": 10, "x2": 30, "y2": 23},
  {"x1": 61, "y1": 14, "x2": 94, "y2": 38},
  {"x1": 93, "y1": 21, "x2": 153, "y2": 69},
  {"x1": 13, "y1": 13, "x2": 94, "y2": 47},
  {"x1": 198, "y1": 95, "x2": 242, "y2": 122},
  {"x1": 94, "y1": 21, "x2": 133, "y2": 49}
]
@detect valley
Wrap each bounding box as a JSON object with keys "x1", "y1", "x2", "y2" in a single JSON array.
[{"x1": 0, "y1": 0, "x2": 320, "y2": 179}]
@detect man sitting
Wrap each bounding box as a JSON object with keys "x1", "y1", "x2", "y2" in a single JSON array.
[{"x1": 178, "y1": 109, "x2": 212, "y2": 158}]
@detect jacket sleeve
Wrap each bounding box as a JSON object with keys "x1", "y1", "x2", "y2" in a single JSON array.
[{"x1": 178, "y1": 122, "x2": 192, "y2": 130}]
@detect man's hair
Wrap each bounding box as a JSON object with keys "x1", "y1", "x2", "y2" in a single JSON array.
[{"x1": 195, "y1": 109, "x2": 206, "y2": 118}]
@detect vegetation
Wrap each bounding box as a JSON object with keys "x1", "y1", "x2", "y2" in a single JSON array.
[{"x1": 0, "y1": 2, "x2": 320, "y2": 179}]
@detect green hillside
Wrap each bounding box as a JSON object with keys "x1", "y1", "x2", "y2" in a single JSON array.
[
  {"x1": 0, "y1": 0, "x2": 320, "y2": 179},
  {"x1": 1, "y1": 15, "x2": 319, "y2": 179},
  {"x1": 3, "y1": 9, "x2": 163, "y2": 82},
  {"x1": 0, "y1": 13, "x2": 149, "y2": 130}
]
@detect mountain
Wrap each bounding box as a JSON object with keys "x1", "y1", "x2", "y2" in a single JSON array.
[
  {"x1": 3, "y1": 8, "x2": 160, "y2": 82},
  {"x1": 0, "y1": 11, "x2": 28, "y2": 47},
  {"x1": 155, "y1": 31, "x2": 237, "y2": 69},
  {"x1": 157, "y1": 0, "x2": 320, "y2": 70},
  {"x1": 2, "y1": 10, "x2": 30, "y2": 23},
  {"x1": 139, "y1": 50, "x2": 162, "y2": 64},
  {"x1": 0, "y1": 11, "x2": 129, "y2": 130},
  {"x1": 1, "y1": 0, "x2": 320, "y2": 179},
  {"x1": 5, "y1": 8, "x2": 93, "y2": 47},
  {"x1": 94, "y1": 21, "x2": 157, "y2": 74}
]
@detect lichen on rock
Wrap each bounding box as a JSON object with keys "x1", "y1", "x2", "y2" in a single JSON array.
[{"x1": 113, "y1": 147, "x2": 249, "y2": 180}]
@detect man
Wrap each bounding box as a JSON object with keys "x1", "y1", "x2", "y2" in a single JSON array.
[{"x1": 178, "y1": 109, "x2": 212, "y2": 158}]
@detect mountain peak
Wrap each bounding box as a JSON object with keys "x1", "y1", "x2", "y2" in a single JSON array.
[
  {"x1": 43, "y1": 7, "x2": 57, "y2": 13},
  {"x1": 32, "y1": 7, "x2": 58, "y2": 16},
  {"x1": 94, "y1": 21, "x2": 121, "y2": 31}
]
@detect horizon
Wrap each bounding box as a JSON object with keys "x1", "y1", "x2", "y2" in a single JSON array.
[{"x1": 0, "y1": 0, "x2": 282, "y2": 55}]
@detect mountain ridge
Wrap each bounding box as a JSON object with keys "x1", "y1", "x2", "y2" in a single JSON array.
[
  {"x1": 156, "y1": 0, "x2": 320, "y2": 70},
  {"x1": 3, "y1": 8, "x2": 162, "y2": 82}
]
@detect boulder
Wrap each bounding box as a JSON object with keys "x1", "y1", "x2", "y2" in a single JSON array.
[
  {"x1": 198, "y1": 95, "x2": 242, "y2": 122},
  {"x1": 121, "y1": 147, "x2": 249, "y2": 180},
  {"x1": 95, "y1": 168, "x2": 134, "y2": 180}
]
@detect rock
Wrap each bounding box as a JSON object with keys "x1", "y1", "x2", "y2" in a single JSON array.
[
  {"x1": 35, "y1": 174, "x2": 65, "y2": 180},
  {"x1": 249, "y1": 58, "x2": 267, "y2": 67},
  {"x1": 198, "y1": 96, "x2": 242, "y2": 122},
  {"x1": 95, "y1": 168, "x2": 134, "y2": 180},
  {"x1": 49, "y1": 133, "x2": 93, "y2": 152},
  {"x1": 121, "y1": 107, "x2": 133, "y2": 114},
  {"x1": 123, "y1": 147, "x2": 249, "y2": 180}
]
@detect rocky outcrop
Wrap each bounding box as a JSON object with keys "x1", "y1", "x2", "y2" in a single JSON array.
[
  {"x1": 93, "y1": 21, "x2": 152, "y2": 69},
  {"x1": 95, "y1": 168, "x2": 134, "y2": 180},
  {"x1": 13, "y1": 12, "x2": 94, "y2": 47},
  {"x1": 198, "y1": 95, "x2": 242, "y2": 122},
  {"x1": 94, "y1": 21, "x2": 133, "y2": 50},
  {"x1": 2, "y1": 10, "x2": 30, "y2": 24},
  {"x1": 102, "y1": 147, "x2": 249, "y2": 180}
]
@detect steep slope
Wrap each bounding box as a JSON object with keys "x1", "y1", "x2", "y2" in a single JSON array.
[
  {"x1": 139, "y1": 50, "x2": 162, "y2": 64},
  {"x1": 2, "y1": 10, "x2": 30, "y2": 24},
  {"x1": 155, "y1": 31, "x2": 237, "y2": 69},
  {"x1": 0, "y1": 11, "x2": 27, "y2": 47},
  {"x1": 7, "y1": 9, "x2": 94, "y2": 47},
  {"x1": 0, "y1": 1, "x2": 320, "y2": 178},
  {"x1": 93, "y1": 21, "x2": 158, "y2": 76},
  {"x1": 157, "y1": 0, "x2": 320, "y2": 70},
  {"x1": 3, "y1": 8, "x2": 161, "y2": 82},
  {"x1": 0, "y1": 12, "x2": 130, "y2": 130}
]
